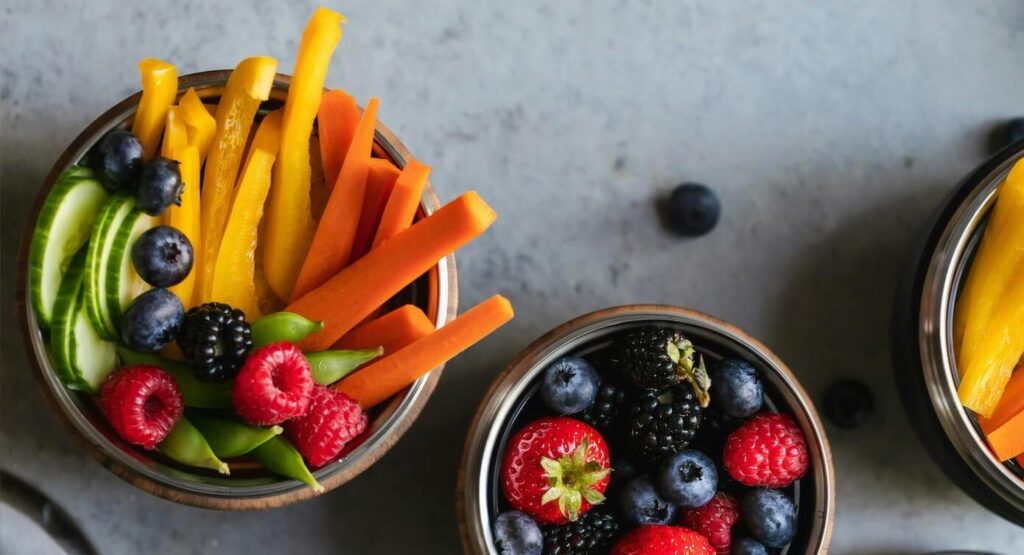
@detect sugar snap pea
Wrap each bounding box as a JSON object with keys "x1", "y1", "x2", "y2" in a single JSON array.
[
  {"x1": 250, "y1": 311, "x2": 324, "y2": 349},
  {"x1": 250, "y1": 436, "x2": 323, "y2": 493},
  {"x1": 157, "y1": 417, "x2": 229, "y2": 475},
  {"x1": 117, "y1": 348, "x2": 232, "y2": 409},
  {"x1": 308, "y1": 347, "x2": 383, "y2": 385},
  {"x1": 188, "y1": 412, "x2": 282, "y2": 458}
]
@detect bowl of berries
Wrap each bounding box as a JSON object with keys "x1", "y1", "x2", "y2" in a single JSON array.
[
  {"x1": 17, "y1": 7, "x2": 513, "y2": 509},
  {"x1": 459, "y1": 305, "x2": 834, "y2": 554}
]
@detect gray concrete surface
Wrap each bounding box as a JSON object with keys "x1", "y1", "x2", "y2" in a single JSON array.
[{"x1": 3, "y1": 0, "x2": 1024, "y2": 553}]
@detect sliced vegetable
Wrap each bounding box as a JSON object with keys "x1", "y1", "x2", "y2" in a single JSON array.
[
  {"x1": 958, "y1": 278, "x2": 1024, "y2": 416},
  {"x1": 187, "y1": 413, "x2": 282, "y2": 458},
  {"x1": 287, "y1": 191, "x2": 497, "y2": 351},
  {"x1": 103, "y1": 208, "x2": 157, "y2": 329},
  {"x1": 987, "y1": 407, "x2": 1024, "y2": 461},
  {"x1": 981, "y1": 366, "x2": 1024, "y2": 433},
  {"x1": 335, "y1": 304, "x2": 433, "y2": 353},
  {"x1": 251, "y1": 311, "x2": 324, "y2": 348},
  {"x1": 50, "y1": 249, "x2": 117, "y2": 392},
  {"x1": 83, "y1": 193, "x2": 136, "y2": 339},
  {"x1": 371, "y1": 159, "x2": 430, "y2": 249},
  {"x1": 118, "y1": 348, "x2": 233, "y2": 409},
  {"x1": 335, "y1": 295, "x2": 513, "y2": 408},
  {"x1": 158, "y1": 417, "x2": 229, "y2": 474},
  {"x1": 250, "y1": 436, "x2": 323, "y2": 492},
  {"x1": 309, "y1": 348, "x2": 383, "y2": 385},
  {"x1": 351, "y1": 156, "x2": 401, "y2": 260},
  {"x1": 131, "y1": 58, "x2": 178, "y2": 159},
  {"x1": 317, "y1": 89, "x2": 361, "y2": 188},
  {"x1": 179, "y1": 88, "x2": 217, "y2": 161},
  {"x1": 166, "y1": 144, "x2": 201, "y2": 308},
  {"x1": 160, "y1": 106, "x2": 188, "y2": 160}
]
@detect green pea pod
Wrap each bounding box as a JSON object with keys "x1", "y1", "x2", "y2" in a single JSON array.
[
  {"x1": 188, "y1": 412, "x2": 282, "y2": 458},
  {"x1": 308, "y1": 347, "x2": 383, "y2": 386},
  {"x1": 158, "y1": 417, "x2": 229, "y2": 475},
  {"x1": 117, "y1": 348, "x2": 232, "y2": 409},
  {"x1": 250, "y1": 311, "x2": 324, "y2": 349},
  {"x1": 250, "y1": 436, "x2": 323, "y2": 493}
]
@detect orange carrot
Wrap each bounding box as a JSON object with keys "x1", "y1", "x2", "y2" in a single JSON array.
[
  {"x1": 287, "y1": 191, "x2": 497, "y2": 351},
  {"x1": 987, "y1": 408, "x2": 1024, "y2": 461},
  {"x1": 372, "y1": 159, "x2": 430, "y2": 249},
  {"x1": 335, "y1": 295, "x2": 514, "y2": 408},
  {"x1": 317, "y1": 89, "x2": 361, "y2": 188},
  {"x1": 291, "y1": 97, "x2": 380, "y2": 301},
  {"x1": 350, "y1": 158, "x2": 402, "y2": 259},
  {"x1": 334, "y1": 305, "x2": 434, "y2": 353},
  {"x1": 981, "y1": 365, "x2": 1024, "y2": 433}
]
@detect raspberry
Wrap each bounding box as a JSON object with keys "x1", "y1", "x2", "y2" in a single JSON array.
[
  {"x1": 682, "y1": 492, "x2": 739, "y2": 554},
  {"x1": 99, "y1": 365, "x2": 183, "y2": 449},
  {"x1": 286, "y1": 385, "x2": 368, "y2": 467},
  {"x1": 233, "y1": 342, "x2": 314, "y2": 425},
  {"x1": 722, "y1": 413, "x2": 808, "y2": 488}
]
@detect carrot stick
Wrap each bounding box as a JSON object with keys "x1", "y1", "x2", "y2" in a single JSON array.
[
  {"x1": 981, "y1": 365, "x2": 1024, "y2": 433},
  {"x1": 987, "y1": 408, "x2": 1024, "y2": 461},
  {"x1": 317, "y1": 89, "x2": 361, "y2": 188},
  {"x1": 334, "y1": 295, "x2": 514, "y2": 408},
  {"x1": 334, "y1": 305, "x2": 434, "y2": 353},
  {"x1": 287, "y1": 191, "x2": 497, "y2": 351},
  {"x1": 291, "y1": 98, "x2": 379, "y2": 301},
  {"x1": 372, "y1": 160, "x2": 430, "y2": 249},
  {"x1": 350, "y1": 157, "x2": 401, "y2": 260}
]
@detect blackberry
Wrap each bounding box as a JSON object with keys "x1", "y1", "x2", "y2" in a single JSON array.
[
  {"x1": 542, "y1": 509, "x2": 619, "y2": 555},
  {"x1": 178, "y1": 302, "x2": 253, "y2": 382},
  {"x1": 627, "y1": 386, "x2": 703, "y2": 464},
  {"x1": 611, "y1": 328, "x2": 710, "y2": 406},
  {"x1": 579, "y1": 381, "x2": 627, "y2": 431}
]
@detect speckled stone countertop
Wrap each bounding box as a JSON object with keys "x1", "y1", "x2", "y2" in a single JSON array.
[{"x1": 3, "y1": 1, "x2": 1023, "y2": 553}]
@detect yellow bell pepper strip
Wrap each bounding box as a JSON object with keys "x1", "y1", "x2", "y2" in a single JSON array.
[
  {"x1": 263, "y1": 7, "x2": 346, "y2": 302},
  {"x1": 179, "y1": 88, "x2": 217, "y2": 162},
  {"x1": 160, "y1": 106, "x2": 188, "y2": 160},
  {"x1": 131, "y1": 58, "x2": 178, "y2": 159},
  {"x1": 167, "y1": 144, "x2": 201, "y2": 308},
  {"x1": 195, "y1": 56, "x2": 278, "y2": 305},
  {"x1": 955, "y1": 160, "x2": 1024, "y2": 372},
  {"x1": 209, "y1": 111, "x2": 283, "y2": 318},
  {"x1": 959, "y1": 276, "x2": 1024, "y2": 417}
]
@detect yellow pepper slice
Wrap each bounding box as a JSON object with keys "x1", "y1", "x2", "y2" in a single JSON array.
[
  {"x1": 161, "y1": 106, "x2": 188, "y2": 159},
  {"x1": 263, "y1": 7, "x2": 345, "y2": 301},
  {"x1": 959, "y1": 278, "x2": 1024, "y2": 417},
  {"x1": 179, "y1": 88, "x2": 217, "y2": 162},
  {"x1": 167, "y1": 144, "x2": 201, "y2": 308},
  {"x1": 210, "y1": 111, "x2": 283, "y2": 318},
  {"x1": 195, "y1": 56, "x2": 277, "y2": 306},
  {"x1": 132, "y1": 58, "x2": 178, "y2": 159}
]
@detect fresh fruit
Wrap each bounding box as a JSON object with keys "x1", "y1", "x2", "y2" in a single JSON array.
[
  {"x1": 613, "y1": 327, "x2": 710, "y2": 405},
  {"x1": 541, "y1": 357, "x2": 601, "y2": 415},
  {"x1": 177, "y1": 302, "x2": 253, "y2": 382},
  {"x1": 692, "y1": 407, "x2": 740, "y2": 463},
  {"x1": 157, "y1": 417, "x2": 229, "y2": 474},
  {"x1": 494, "y1": 511, "x2": 544, "y2": 555},
  {"x1": 233, "y1": 342, "x2": 314, "y2": 425},
  {"x1": 822, "y1": 379, "x2": 874, "y2": 428},
  {"x1": 118, "y1": 348, "x2": 232, "y2": 409},
  {"x1": 627, "y1": 386, "x2": 703, "y2": 464},
  {"x1": 617, "y1": 476, "x2": 679, "y2": 527},
  {"x1": 500, "y1": 417, "x2": 611, "y2": 525},
  {"x1": 371, "y1": 159, "x2": 431, "y2": 249},
  {"x1": 135, "y1": 157, "x2": 183, "y2": 216},
  {"x1": 740, "y1": 489, "x2": 796, "y2": 548},
  {"x1": 682, "y1": 492, "x2": 739, "y2": 554},
  {"x1": 251, "y1": 311, "x2": 324, "y2": 349},
  {"x1": 723, "y1": 412, "x2": 808, "y2": 488},
  {"x1": 610, "y1": 525, "x2": 714, "y2": 555},
  {"x1": 710, "y1": 359, "x2": 763, "y2": 418},
  {"x1": 131, "y1": 58, "x2": 178, "y2": 159},
  {"x1": 163, "y1": 141, "x2": 201, "y2": 308},
  {"x1": 29, "y1": 166, "x2": 110, "y2": 328},
  {"x1": 334, "y1": 304, "x2": 434, "y2": 353},
  {"x1": 728, "y1": 538, "x2": 767, "y2": 555},
  {"x1": 579, "y1": 380, "x2": 627, "y2": 432},
  {"x1": 84, "y1": 193, "x2": 137, "y2": 339},
  {"x1": 655, "y1": 450, "x2": 717, "y2": 508},
  {"x1": 541, "y1": 508, "x2": 620, "y2": 555},
  {"x1": 120, "y1": 288, "x2": 185, "y2": 353},
  {"x1": 91, "y1": 130, "x2": 144, "y2": 191},
  {"x1": 286, "y1": 385, "x2": 367, "y2": 467},
  {"x1": 99, "y1": 365, "x2": 183, "y2": 449},
  {"x1": 663, "y1": 183, "x2": 720, "y2": 237},
  {"x1": 131, "y1": 226, "x2": 193, "y2": 287},
  {"x1": 250, "y1": 435, "x2": 323, "y2": 493}
]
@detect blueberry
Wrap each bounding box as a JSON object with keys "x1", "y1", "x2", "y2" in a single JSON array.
[
  {"x1": 741, "y1": 489, "x2": 796, "y2": 548},
  {"x1": 92, "y1": 129, "x2": 144, "y2": 191},
  {"x1": 730, "y1": 537, "x2": 769, "y2": 555},
  {"x1": 540, "y1": 356, "x2": 600, "y2": 415},
  {"x1": 135, "y1": 157, "x2": 184, "y2": 216},
  {"x1": 131, "y1": 226, "x2": 194, "y2": 288},
  {"x1": 654, "y1": 450, "x2": 717, "y2": 508},
  {"x1": 663, "y1": 183, "x2": 720, "y2": 237},
  {"x1": 617, "y1": 476, "x2": 678, "y2": 526},
  {"x1": 712, "y1": 359, "x2": 764, "y2": 418},
  {"x1": 823, "y1": 379, "x2": 874, "y2": 428},
  {"x1": 493, "y1": 511, "x2": 542, "y2": 555},
  {"x1": 120, "y1": 288, "x2": 184, "y2": 353}
]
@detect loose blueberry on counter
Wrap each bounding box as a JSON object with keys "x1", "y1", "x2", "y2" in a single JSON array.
[
  {"x1": 741, "y1": 489, "x2": 796, "y2": 548},
  {"x1": 655, "y1": 450, "x2": 718, "y2": 508},
  {"x1": 92, "y1": 129, "x2": 144, "y2": 191},
  {"x1": 617, "y1": 475, "x2": 678, "y2": 526},
  {"x1": 712, "y1": 359, "x2": 764, "y2": 418},
  {"x1": 120, "y1": 288, "x2": 185, "y2": 353},
  {"x1": 131, "y1": 226, "x2": 194, "y2": 288},
  {"x1": 540, "y1": 356, "x2": 600, "y2": 415},
  {"x1": 822, "y1": 379, "x2": 874, "y2": 429},
  {"x1": 135, "y1": 157, "x2": 184, "y2": 216},
  {"x1": 493, "y1": 511, "x2": 543, "y2": 555},
  {"x1": 730, "y1": 537, "x2": 769, "y2": 555},
  {"x1": 663, "y1": 182, "x2": 720, "y2": 237}
]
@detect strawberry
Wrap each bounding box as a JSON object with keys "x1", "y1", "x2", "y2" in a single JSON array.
[
  {"x1": 611, "y1": 525, "x2": 715, "y2": 555},
  {"x1": 500, "y1": 417, "x2": 611, "y2": 525}
]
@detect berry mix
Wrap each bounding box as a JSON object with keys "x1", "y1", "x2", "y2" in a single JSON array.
[{"x1": 493, "y1": 327, "x2": 809, "y2": 555}]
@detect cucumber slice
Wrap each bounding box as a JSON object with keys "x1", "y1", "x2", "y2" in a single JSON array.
[
  {"x1": 50, "y1": 249, "x2": 89, "y2": 383},
  {"x1": 83, "y1": 193, "x2": 135, "y2": 339},
  {"x1": 105, "y1": 211, "x2": 157, "y2": 329},
  {"x1": 28, "y1": 167, "x2": 109, "y2": 328},
  {"x1": 68, "y1": 300, "x2": 118, "y2": 392},
  {"x1": 50, "y1": 249, "x2": 116, "y2": 392}
]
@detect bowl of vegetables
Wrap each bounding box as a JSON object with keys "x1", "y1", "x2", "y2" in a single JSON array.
[{"x1": 17, "y1": 7, "x2": 513, "y2": 509}]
